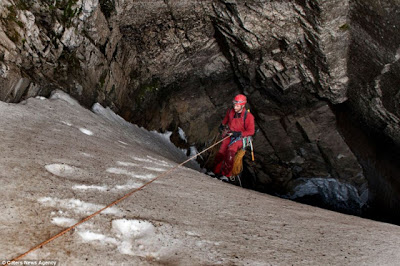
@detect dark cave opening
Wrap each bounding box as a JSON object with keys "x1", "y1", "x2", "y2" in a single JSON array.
[{"x1": 332, "y1": 102, "x2": 400, "y2": 225}]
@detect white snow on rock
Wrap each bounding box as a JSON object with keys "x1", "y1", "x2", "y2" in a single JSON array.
[
  {"x1": 153, "y1": 130, "x2": 173, "y2": 143},
  {"x1": 178, "y1": 127, "x2": 187, "y2": 142},
  {"x1": 76, "y1": 218, "x2": 179, "y2": 259},
  {"x1": 196, "y1": 239, "x2": 220, "y2": 247},
  {"x1": 61, "y1": 121, "x2": 72, "y2": 126},
  {"x1": 72, "y1": 182, "x2": 142, "y2": 192},
  {"x1": 143, "y1": 166, "x2": 167, "y2": 172},
  {"x1": 113, "y1": 182, "x2": 143, "y2": 190},
  {"x1": 117, "y1": 161, "x2": 139, "y2": 167},
  {"x1": 132, "y1": 156, "x2": 173, "y2": 167},
  {"x1": 45, "y1": 163, "x2": 80, "y2": 178},
  {"x1": 185, "y1": 231, "x2": 201, "y2": 237},
  {"x1": 112, "y1": 219, "x2": 155, "y2": 239},
  {"x1": 49, "y1": 90, "x2": 80, "y2": 106},
  {"x1": 111, "y1": 219, "x2": 169, "y2": 258},
  {"x1": 78, "y1": 231, "x2": 118, "y2": 245},
  {"x1": 38, "y1": 197, "x2": 119, "y2": 215},
  {"x1": 79, "y1": 128, "x2": 94, "y2": 136},
  {"x1": 92, "y1": 103, "x2": 199, "y2": 170},
  {"x1": 106, "y1": 168, "x2": 155, "y2": 180},
  {"x1": 51, "y1": 217, "x2": 78, "y2": 227},
  {"x1": 72, "y1": 184, "x2": 108, "y2": 191}
]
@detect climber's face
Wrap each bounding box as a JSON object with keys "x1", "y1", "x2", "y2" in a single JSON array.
[{"x1": 233, "y1": 103, "x2": 244, "y2": 113}]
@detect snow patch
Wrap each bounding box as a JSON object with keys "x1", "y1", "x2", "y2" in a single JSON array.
[
  {"x1": 72, "y1": 184, "x2": 108, "y2": 191},
  {"x1": 153, "y1": 130, "x2": 172, "y2": 143},
  {"x1": 92, "y1": 102, "x2": 199, "y2": 171},
  {"x1": 189, "y1": 146, "x2": 201, "y2": 158},
  {"x1": 111, "y1": 219, "x2": 167, "y2": 257},
  {"x1": 78, "y1": 231, "x2": 118, "y2": 245},
  {"x1": 106, "y1": 168, "x2": 155, "y2": 180},
  {"x1": 50, "y1": 90, "x2": 80, "y2": 106},
  {"x1": 51, "y1": 217, "x2": 78, "y2": 227},
  {"x1": 185, "y1": 231, "x2": 201, "y2": 237},
  {"x1": 114, "y1": 182, "x2": 143, "y2": 190},
  {"x1": 178, "y1": 127, "x2": 187, "y2": 142},
  {"x1": 72, "y1": 181, "x2": 142, "y2": 191},
  {"x1": 117, "y1": 161, "x2": 139, "y2": 167},
  {"x1": 45, "y1": 163, "x2": 79, "y2": 178},
  {"x1": 132, "y1": 156, "x2": 173, "y2": 167},
  {"x1": 143, "y1": 166, "x2": 167, "y2": 172},
  {"x1": 38, "y1": 197, "x2": 119, "y2": 215},
  {"x1": 196, "y1": 239, "x2": 220, "y2": 247},
  {"x1": 112, "y1": 219, "x2": 155, "y2": 239},
  {"x1": 61, "y1": 121, "x2": 72, "y2": 126},
  {"x1": 79, "y1": 128, "x2": 93, "y2": 136},
  {"x1": 76, "y1": 218, "x2": 181, "y2": 259},
  {"x1": 80, "y1": 152, "x2": 93, "y2": 157}
]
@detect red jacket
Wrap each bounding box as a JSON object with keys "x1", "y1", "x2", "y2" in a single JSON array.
[{"x1": 222, "y1": 108, "x2": 255, "y2": 137}]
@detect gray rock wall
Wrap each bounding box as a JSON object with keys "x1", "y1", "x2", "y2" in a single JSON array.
[
  {"x1": 210, "y1": 0, "x2": 367, "y2": 212},
  {"x1": 348, "y1": 0, "x2": 400, "y2": 146},
  {"x1": 347, "y1": 0, "x2": 400, "y2": 219}
]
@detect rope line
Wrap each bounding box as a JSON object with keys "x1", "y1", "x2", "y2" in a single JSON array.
[{"x1": 8, "y1": 135, "x2": 229, "y2": 264}]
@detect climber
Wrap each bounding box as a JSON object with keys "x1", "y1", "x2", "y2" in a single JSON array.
[{"x1": 212, "y1": 94, "x2": 255, "y2": 181}]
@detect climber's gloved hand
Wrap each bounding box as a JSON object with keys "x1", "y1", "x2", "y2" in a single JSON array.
[
  {"x1": 231, "y1": 131, "x2": 241, "y2": 138},
  {"x1": 218, "y1": 124, "x2": 225, "y2": 133}
]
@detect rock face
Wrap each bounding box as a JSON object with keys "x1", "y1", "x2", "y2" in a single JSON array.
[
  {"x1": 0, "y1": 0, "x2": 399, "y2": 218},
  {"x1": 346, "y1": 0, "x2": 400, "y2": 219}
]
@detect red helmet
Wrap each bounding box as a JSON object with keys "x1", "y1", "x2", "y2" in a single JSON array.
[{"x1": 233, "y1": 94, "x2": 247, "y2": 105}]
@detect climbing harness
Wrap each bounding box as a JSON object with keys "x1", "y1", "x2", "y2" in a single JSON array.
[{"x1": 7, "y1": 135, "x2": 231, "y2": 264}]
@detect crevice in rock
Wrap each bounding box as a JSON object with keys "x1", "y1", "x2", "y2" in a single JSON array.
[{"x1": 333, "y1": 102, "x2": 400, "y2": 225}]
